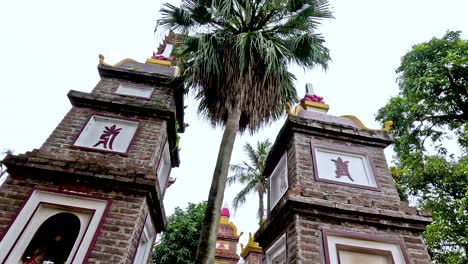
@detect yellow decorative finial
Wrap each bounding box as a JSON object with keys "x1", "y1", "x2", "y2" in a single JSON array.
[
  {"x1": 240, "y1": 232, "x2": 263, "y2": 258},
  {"x1": 99, "y1": 54, "x2": 105, "y2": 64},
  {"x1": 383, "y1": 120, "x2": 393, "y2": 131},
  {"x1": 341, "y1": 116, "x2": 394, "y2": 131},
  {"x1": 285, "y1": 102, "x2": 292, "y2": 115}
]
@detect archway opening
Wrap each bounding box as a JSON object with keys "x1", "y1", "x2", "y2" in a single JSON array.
[{"x1": 21, "y1": 212, "x2": 81, "y2": 264}]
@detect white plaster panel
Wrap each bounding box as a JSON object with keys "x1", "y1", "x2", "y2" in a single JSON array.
[
  {"x1": 269, "y1": 152, "x2": 288, "y2": 210},
  {"x1": 314, "y1": 147, "x2": 377, "y2": 188},
  {"x1": 338, "y1": 250, "x2": 392, "y2": 264},
  {"x1": 326, "y1": 235, "x2": 406, "y2": 264},
  {"x1": 0, "y1": 190, "x2": 109, "y2": 264},
  {"x1": 74, "y1": 115, "x2": 139, "y2": 153},
  {"x1": 157, "y1": 141, "x2": 172, "y2": 195},
  {"x1": 266, "y1": 233, "x2": 286, "y2": 264},
  {"x1": 134, "y1": 213, "x2": 156, "y2": 264},
  {"x1": 216, "y1": 242, "x2": 230, "y2": 250},
  {"x1": 115, "y1": 83, "x2": 154, "y2": 98}
]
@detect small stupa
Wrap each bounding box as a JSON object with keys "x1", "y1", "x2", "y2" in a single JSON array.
[{"x1": 214, "y1": 203, "x2": 242, "y2": 264}]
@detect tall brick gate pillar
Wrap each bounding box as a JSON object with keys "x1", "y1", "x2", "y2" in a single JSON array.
[
  {"x1": 0, "y1": 52, "x2": 184, "y2": 263},
  {"x1": 255, "y1": 85, "x2": 432, "y2": 264}
]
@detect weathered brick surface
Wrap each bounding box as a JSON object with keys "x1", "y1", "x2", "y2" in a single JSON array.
[
  {"x1": 290, "y1": 133, "x2": 402, "y2": 211},
  {"x1": 244, "y1": 251, "x2": 262, "y2": 264},
  {"x1": 0, "y1": 63, "x2": 179, "y2": 264},
  {"x1": 0, "y1": 176, "x2": 151, "y2": 264},
  {"x1": 39, "y1": 106, "x2": 167, "y2": 180},
  {"x1": 258, "y1": 116, "x2": 432, "y2": 264},
  {"x1": 291, "y1": 214, "x2": 432, "y2": 264},
  {"x1": 91, "y1": 77, "x2": 176, "y2": 110}
]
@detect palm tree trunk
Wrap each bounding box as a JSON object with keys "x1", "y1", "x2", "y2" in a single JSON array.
[
  {"x1": 195, "y1": 105, "x2": 242, "y2": 264},
  {"x1": 258, "y1": 189, "x2": 264, "y2": 222}
]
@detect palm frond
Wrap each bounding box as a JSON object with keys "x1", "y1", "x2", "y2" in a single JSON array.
[
  {"x1": 282, "y1": 33, "x2": 330, "y2": 68},
  {"x1": 157, "y1": 3, "x2": 195, "y2": 33},
  {"x1": 232, "y1": 179, "x2": 257, "y2": 212},
  {"x1": 244, "y1": 143, "x2": 258, "y2": 166}
]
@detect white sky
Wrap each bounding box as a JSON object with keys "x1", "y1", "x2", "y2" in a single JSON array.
[{"x1": 1, "y1": 0, "x2": 468, "y2": 255}]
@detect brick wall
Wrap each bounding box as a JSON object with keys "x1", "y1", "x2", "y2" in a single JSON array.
[
  {"x1": 293, "y1": 214, "x2": 431, "y2": 264},
  {"x1": 39, "y1": 106, "x2": 167, "y2": 180},
  {"x1": 259, "y1": 118, "x2": 431, "y2": 264},
  {"x1": 0, "y1": 176, "x2": 152, "y2": 264},
  {"x1": 1, "y1": 63, "x2": 179, "y2": 264},
  {"x1": 91, "y1": 78, "x2": 176, "y2": 110},
  {"x1": 290, "y1": 133, "x2": 402, "y2": 211}
]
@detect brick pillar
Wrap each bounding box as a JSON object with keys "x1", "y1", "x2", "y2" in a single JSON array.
[
  {"x1": 240, "y1": 233, "x2": 263, "y2": 264},
  {"x1": 0, "y1": 53, "x2": 184, "y2": 264},
  {"x1": 255, "y1": 89, "x2": 432, "y2": 264}
]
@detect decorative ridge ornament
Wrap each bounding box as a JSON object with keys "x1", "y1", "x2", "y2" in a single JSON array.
[
  {"x1": 286, "y1": 83, "x2": 330, "y2": 115},
  {"x1": 301, "y1": 83, "x2": 325, "y2": 104},
  {"x1": 300, "y1": 83, "x2": 329, "y2": 112},
  {"x1": 146, "y1": 32, "x2": 176, "y2": 67},
  {"x1": 97, "y1": 54, "x2": 138, "y2": 67},
  {"x1": 341, "y1": 115, "x2": 394, "y2": 131},
  {"x1": 284, "y1": 84, "x2": 394, "y2": 132},
  {"x1": 240, "y1": 232, "x2": 263, "y2": 258}
]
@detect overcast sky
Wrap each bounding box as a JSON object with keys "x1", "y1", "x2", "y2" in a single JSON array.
[{"x1": 1, "y1": 0, "x2": 468, "y2": 254}]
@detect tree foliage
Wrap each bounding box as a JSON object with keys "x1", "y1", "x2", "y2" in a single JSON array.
[
  {"x1": 157, "y1": 0, "x2": 332, "y2": 262},
  {"x1": 376, "y1": 31, "x2": 468, "y2": 263},
  {"x1": 152, "y1": 202, "x2": 206, "y2": 264},
  {"x1": 228, "y1": 139, "x2": 272, "y2": 222},
  {"x1": 158, "y1": 0, "x2": 332, "y2": 132}
]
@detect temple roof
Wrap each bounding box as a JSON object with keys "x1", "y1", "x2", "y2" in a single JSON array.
[
  {"x1": 116, "y1": 59, "x2": 176, "y2": 76},
  {"x1": 264, "y1": 86, "x2": 394, "y2": 178},
  {"x1": 297, "y1": 110, "x2": 362, "y2": 129},
  {"x1": 98, "y1": 55, "x2": 178, "y2": 77}
]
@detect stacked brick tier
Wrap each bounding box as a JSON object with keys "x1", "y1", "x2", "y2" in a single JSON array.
[
  {"x1": 255, "y1": 115, "x2": 432, "y2": 264},
  {"x1": 0, "y1": 177, "x2": 148, "y2": 263},
  {"x1": 1, "y1": 60, "x2": 185, "y2": 263},
  {"x1": 215, "y1": 219, "x2": 241, "y2": 263}
]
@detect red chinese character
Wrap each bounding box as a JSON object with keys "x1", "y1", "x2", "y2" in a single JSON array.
[
  {"x1": 92, "y1": 125, "x2": 122, "y2": 150},
  {"x1": 331, "y1": 157, "x2": 354, "y2": 181}
]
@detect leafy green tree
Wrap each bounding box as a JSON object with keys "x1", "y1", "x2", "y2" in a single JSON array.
[
  {"x1": 157, "y1": 0, "x2": 332, "y2": 262},
  {"x1": 152, "y1": 202, "x2": 206, "y2": 264},
  {"x1": 228, "y1": 139, "x2": 272, "y2": 223},
  {"x1": 376, "y1": 31, "x2": 468, "y2": 263}
]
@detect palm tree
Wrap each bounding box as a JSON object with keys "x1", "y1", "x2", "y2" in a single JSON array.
[
  {"x1": 228, "y1": 139, "x2": 272, "y2": 223},
  {"x1": 157, "y1": 1, "x2": 332, "y2": 262}
]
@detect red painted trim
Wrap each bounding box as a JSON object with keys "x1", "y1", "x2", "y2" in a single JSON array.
[
  {"x1": 40, "y1": 201, "x2": 96, "y2": 214},
  {"x1": 310, "y1": 143, "x2": 382, "y2": 192},
  {"x1": 335, "y1": 244, "x2": 395, "y2": 264},
  {"x1": 83, "y1": 194, "x2": 112, "y2": 263},
  {"x1": 112, "y1": 80, "x2": 155, "y2": 100},
  {"x1": 129, "y1": 213, "x2": 148, "y2": 263},
  {"x1": 0, "y1": 188, "x2": 112, "y2": 264},
  {"x1": 322, "y1": 228, "x2": 410, "y2": 264},
  {"x1": 34, "y1": 187, "x2": 113, "y2": 203},
  {"x1": 70, "y1": 113, "x2": 141, "y2": 156},
  {"x1": 2, "y1": 202, "x2": 96, "y2": 264}
]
